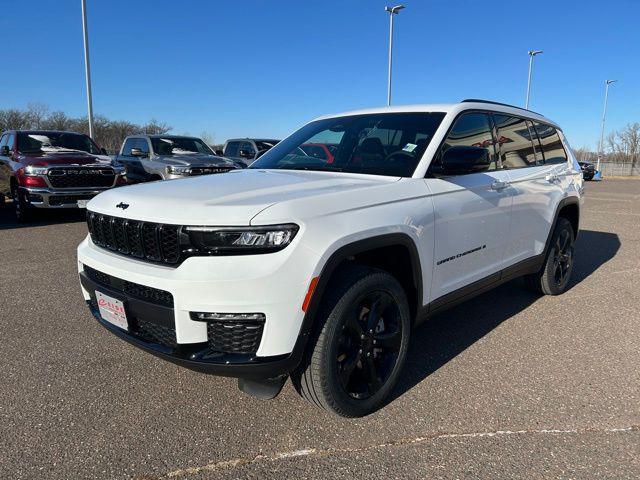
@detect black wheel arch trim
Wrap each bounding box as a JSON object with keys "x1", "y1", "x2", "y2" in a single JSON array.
[{"x1": 289, "y1": 232, "x2": 424, "y2": 369}]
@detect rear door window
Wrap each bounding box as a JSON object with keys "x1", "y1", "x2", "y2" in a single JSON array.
[{"x1": 493, "y1": 115, "x2": 538, "y2": 169}]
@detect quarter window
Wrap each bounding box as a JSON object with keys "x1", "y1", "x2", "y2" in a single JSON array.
[
  {"x1": 532, "y1": 123, "x2": 567, "y2": 165},
  {"x1": 493, "y1": 115, "x2": 538, "y2": 169}
]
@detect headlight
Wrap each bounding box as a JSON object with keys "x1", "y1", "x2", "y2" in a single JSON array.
[
  {"x1": 166, "y1": 165, "x2": 191, "y2": 175},
  {"x1": 185, "y1": 224, "x2": 299, "y2": 254},
  {"x1": 24, "y1": 166, "x2": 48, "y2": 175}
]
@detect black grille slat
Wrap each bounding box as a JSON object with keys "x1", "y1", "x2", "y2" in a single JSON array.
[
  {"x1": 83, "y1": 265, "x2": 174, "y2": 308},
  {"x1": 142, "y1": 223, "x2": 161, "y2": 261},
  {"x1": 207, "y1": 320, "x2": 264, "y2": 354},
  {"x1": 161, "y1": 225, "x2": 180, "y2": 263},
  {"x1": 48, "y1": 168, "x2": 115, "y2": 188},
  {"x1": 87, "y1": 212, "x2": 181, "y2": 265}
]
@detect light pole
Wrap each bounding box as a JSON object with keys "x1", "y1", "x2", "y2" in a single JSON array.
[
  {"x1": 81, "y1": 0, "x2": 95, "y2": 139},
  {"x1": 525, "y1": 50, "x2": 543, "y2": 109},
  {"x1": 597, "y1": 79, "x2": 617, "y2": 172},
  {"x1": 385, "y1": 4, "x2": 405, "y2": 106}
]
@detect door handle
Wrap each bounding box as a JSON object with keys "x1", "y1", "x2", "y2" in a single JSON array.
[{"x1": 490, "y1": 180, "x2": 509, "y2": 191}]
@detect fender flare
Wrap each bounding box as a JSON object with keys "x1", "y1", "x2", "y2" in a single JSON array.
[
  {"x1": 543, "y1": 196, "x2": 580, "y2": 259},
  {"x1": 288, "y1": 233, "x2": 423, "y2": 368}
]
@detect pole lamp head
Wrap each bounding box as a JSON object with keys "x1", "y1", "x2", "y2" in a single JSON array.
[
  {"x1": 606, "y1": 79, "x2": 617, "y2": 85},
  {"x1": 528, "y1": 50, "x2": 543, "y2": 57},
  {"x1": 385, "y1": 4, "x2": 405, "y2": 14}
]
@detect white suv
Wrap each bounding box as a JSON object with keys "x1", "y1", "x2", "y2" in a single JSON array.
[{"x1": 77, "y1": 100, "x2": 583, "y2": 417}]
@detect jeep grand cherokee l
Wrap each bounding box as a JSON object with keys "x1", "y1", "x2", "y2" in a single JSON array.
[
  {"x1": 78, "y1": 100, "x2": 583, "y2": 417},
  {"x1": 0, "y1": 130, "x2": 125, "y2": 221}
]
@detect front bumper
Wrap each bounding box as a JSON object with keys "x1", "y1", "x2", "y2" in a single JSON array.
[
  {"x1": 81, "y1": 271, "x2": 295, "y2": 378},
  {"x1": 20, "y1": 186, "x2": 110, "y2": 208},
  {"x1": 77, "y1": 234, "x2": 320, "y2": 360}
]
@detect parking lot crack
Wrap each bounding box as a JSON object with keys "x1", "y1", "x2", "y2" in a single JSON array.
[{"x1": 165, "y1": 425, "x2": 639, "y2": 478}]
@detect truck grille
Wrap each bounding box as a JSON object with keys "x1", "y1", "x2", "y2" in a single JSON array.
[
  {"x1": 48, "y1": 168, "x2": 115, "y2": 188},
  {"x1": 207, "y1": 319, "x2": 264, "y2": 354},
  {"x1": 87, "y1": 212, "x2": 182, "y2": 265}
]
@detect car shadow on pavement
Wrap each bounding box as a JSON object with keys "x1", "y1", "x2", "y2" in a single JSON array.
[
  {"x1": 390, "y1": 229, "x2": 621, "y2": 404},
  {"x1": 0, "y1": 203, "x2": 86, "y2": 230}
]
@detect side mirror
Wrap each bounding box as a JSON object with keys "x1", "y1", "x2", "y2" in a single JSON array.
[
  {"x1": 238, "y1": 149, "x2": 254, "y2": 158},
  {"x1": 214, "y1": 149, "x2": 224, "y2": 156},
  {"x1": 130, "y1": 148, "x2": 146, "y2": 157},
  {"x1": 0, "y1": 145, "x2": 10, "y2": 156},
  {"x1": 100, "y1": 147, "x2": 108, "y2": 155},
  {"x1": 440, "y1": 146, "x2": 491, "y2": 175}
]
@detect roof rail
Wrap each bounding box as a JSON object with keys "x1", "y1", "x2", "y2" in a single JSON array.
[{"x1": 460, "y1": 99, "x2": 541, "y2": 115}]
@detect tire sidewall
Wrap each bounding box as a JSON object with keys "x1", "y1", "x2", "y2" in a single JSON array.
[
  {"x1": 542, "y1": 218, "x2": 575, "y2": 294},
  {"x1": 318, "y1": 271, "x2": 411, "y2": 416}
]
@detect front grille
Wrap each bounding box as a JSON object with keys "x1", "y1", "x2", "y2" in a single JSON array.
[
  {"x1": 190, "y1": 167, "x2": 233, "y2": 175},
  {"x1": 207, "y1": 319, "x2": 264, "y2": 354},
  {"x1": 84, "y1": 265, "x2": 174, "y2": 307},
  {"x1": 48, "y1": 194, "x2": 95, "y2": 206},
  {"x1": 134, "y1": 319, "x2": 177, "y2": 348},
  {"x1": 48, "y1": 168, "x2": 115, "y2": 188},
  {"x1": 89, "y1": 298, "x2": 177, "y2": 349},
  {"x1": 87, "y1": 212, "x2": 182, "y2": 265}
]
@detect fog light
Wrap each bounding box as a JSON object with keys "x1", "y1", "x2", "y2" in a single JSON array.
[{"x1": 191, "y1": 312, "x2": 265, "y2": 322}]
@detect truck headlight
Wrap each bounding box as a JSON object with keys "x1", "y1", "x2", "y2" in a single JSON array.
[
  {"x1": 24, "y1": 166, "x2": 49, "y2": 175},
  {"x1": 185, "y1": 224, "x2": 299, "y2": 254},
  {"x1": 166, "y1": 165, "x2": 191, "y2": 175}
]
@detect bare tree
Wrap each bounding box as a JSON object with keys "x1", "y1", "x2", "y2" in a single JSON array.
[
  {"x1": 0, "y1": 105, "x2": 172, "y2": 154},
  {"x1": 606, "y1": 123, "x2": 640, "y2": 165}
]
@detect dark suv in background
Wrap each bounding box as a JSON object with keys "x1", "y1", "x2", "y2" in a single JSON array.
[
  {"x1": 222, "y1": 138, "x2": 280, "y2": 166},
  {"x1": 0, "y1": 130, "x2": 125, "y2": 221}
]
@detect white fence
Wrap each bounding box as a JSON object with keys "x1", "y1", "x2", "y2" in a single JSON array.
[{"x1": 599, "y1": 162, "x2": 640, "y2": 177}]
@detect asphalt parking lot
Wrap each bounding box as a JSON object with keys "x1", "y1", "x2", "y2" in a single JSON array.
[{"x1": 1, "y1": 179, "x2": 639, "y2": 479}]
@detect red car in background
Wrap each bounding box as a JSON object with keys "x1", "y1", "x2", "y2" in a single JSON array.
[
  {"x1": 0, "y1": 130, "x2": 126, "y2": 221},
  {"x1": 300, "y1": 143, "x2": 336, "y2": 164}
]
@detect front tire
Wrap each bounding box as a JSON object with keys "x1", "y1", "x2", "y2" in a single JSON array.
[
  {"x1": 525, "y1": 217, "x2": 575, "y2": 295},
  {"x1": 292, "y1": 266, "x2": 411, "y2": 417},
  {"x1": 14, "y1": 189, "x2": 34, "y2": 222}
]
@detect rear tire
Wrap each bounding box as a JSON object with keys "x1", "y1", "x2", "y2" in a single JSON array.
[
  {"x1": 525, "y1": 217, "x2": 575, "y2": 295},
  {"x1": 292, "y1": 265, "x2": 411, "y2": 417}
]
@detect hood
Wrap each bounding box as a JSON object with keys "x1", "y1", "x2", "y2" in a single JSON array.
[
  {"x1": 87, "y1": 169, "x2": 396, "y2": 225},
  {"x1": 155, "y1": 153, "x2": 235, "y2": 167},
  {"x1": 20, "y1": 151, "x2": 110, "y2": 167}
]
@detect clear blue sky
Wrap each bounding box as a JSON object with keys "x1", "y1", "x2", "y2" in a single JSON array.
[{"x1": 2, "y1": 0, "x2": 638, "y2": 149}]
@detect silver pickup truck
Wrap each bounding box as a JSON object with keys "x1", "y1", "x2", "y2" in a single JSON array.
[{"x1": 115, "y1": 134, "x2": 240, "y2": 182}]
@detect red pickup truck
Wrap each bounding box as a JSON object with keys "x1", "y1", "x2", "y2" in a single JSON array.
[{"x1": 0, "y1": 130, "x2": 126, "y2": 221}]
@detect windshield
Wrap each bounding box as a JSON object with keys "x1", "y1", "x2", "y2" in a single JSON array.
[
  {"x1": 250, "y1": 112, "x2": 446, "y2": 177},
  {"x1": 150, "y1": 137, "x2": 214, "y2": 156},
  {"x1": 17, "y1": 132, "x2": 101, "y2": 155}
]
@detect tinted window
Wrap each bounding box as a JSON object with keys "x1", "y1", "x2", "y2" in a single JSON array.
[
  {"x1": 0, "y1": 134, "x2": 7, "y2": 149},
  {"x1": 251, "y1": 112, "x2": 446, "y2": 177},
  {"x1": 239, "y1": 142, "x2": 256, "y2": 157},
  {"x1": 17, "y1": 132, "x2": 97, "y2": 154},
  {"x1": 135, "y1": 138, "x2": 150, "y2": 154},
  {"x1": 434, "y1": 112, "x2": 497, "y2": 172},
  {"x1": 224, "y1": 142, "x2": 241, "y2": 157},
  {"x1": 532, "y1": 123, "x2": 567, "y2": 165},
  {"x1": 493, "y1": 115, "x2": 538, "y2": 169},
  {"x1": 6, "y1": 134, "x2": 16, "y2": 150},
  {"x1": 122, "y1": 138, "x2": 137, "y2": 156}
]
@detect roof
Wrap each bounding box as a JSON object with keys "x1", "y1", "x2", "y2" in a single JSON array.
[
  {"x1": 313, "y1": 100, "x2": 559, "y2": 129},
  {"x1": 2, "y1": 129, "x2": 89, "y2": 135}
]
